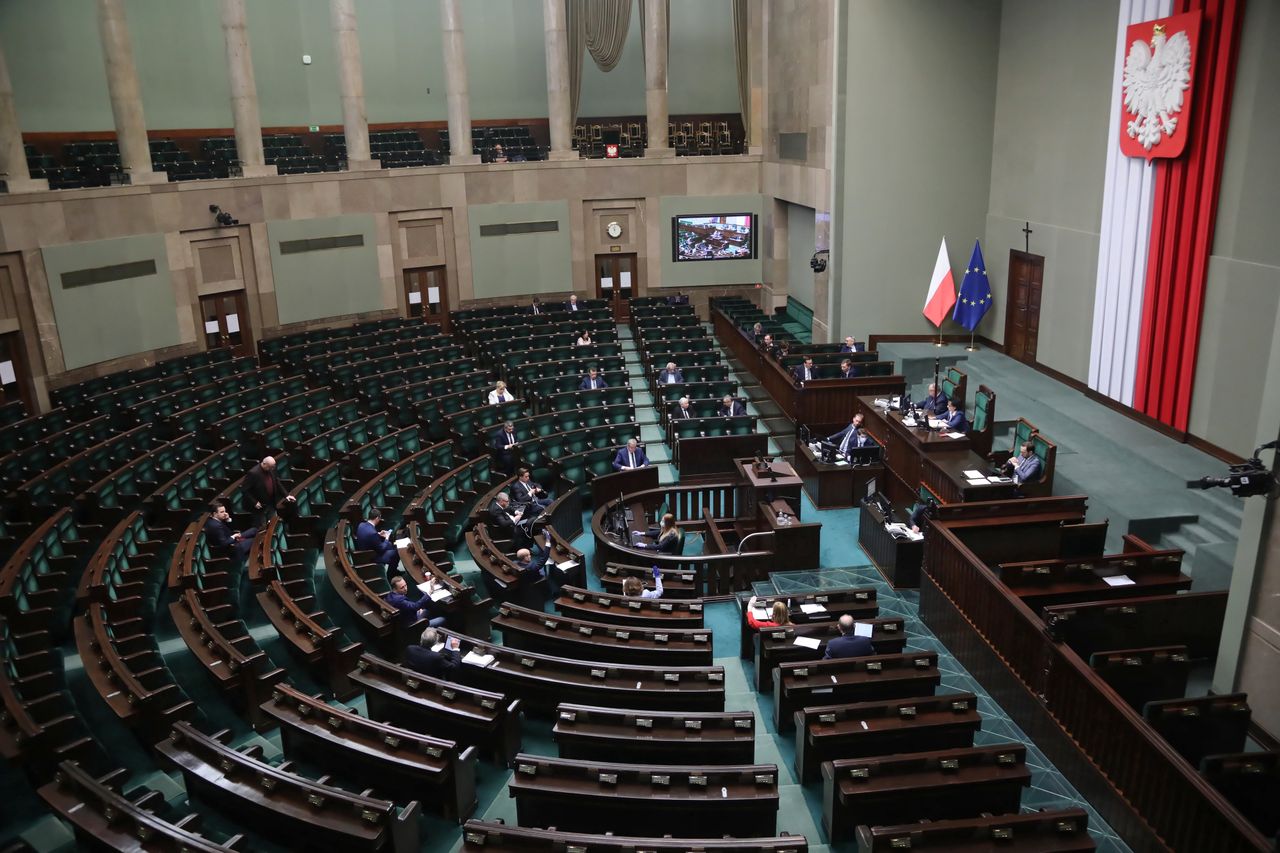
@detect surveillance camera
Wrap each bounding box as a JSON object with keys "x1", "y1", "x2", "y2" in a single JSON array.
[
  {"x1": 208, "y1": 204, "x2": 220, "y2": 213},
  {"x1": 810, "y1": 249, "x2": 829, "y2": 274}
]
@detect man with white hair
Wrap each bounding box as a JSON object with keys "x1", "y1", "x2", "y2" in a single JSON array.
[
  {"x1": 404, "y1": 626, "x2": 460, "y2": 679},
  {"x1": 672, "y1": 396, "x2": 694, "y2": 419},
  {"x1": 658, "y1": 362, "x2": 684, "y2": 385}
]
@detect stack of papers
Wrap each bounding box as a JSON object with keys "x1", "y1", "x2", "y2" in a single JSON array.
[
  {"x1": 966, "y1": 476, "x2": 990, "y2": 486},
  {"x1": 556, "y1": 560, "x2": 579, "y2": 571},
  {"x1": 928, "y1": 418, "x2": 945, "y2": 429},
  {"x1": 394, "y1": 537, "x2": 412, "y2": 549},
  {"x1": 429, "y1": 586, "x2": 452, "y2": 601},
  {"x1": 799, "y1": 603, "x2": 827, "y2": 615},
  {"x1": 462, "y1": 650, "x2": 496, "y2": 667},
  {"x1": 792, "y1": 636, "x2": 822, "y2": 649},
  {"x1": 751, "y1": 607, "x2": 770, "y2": 621},
  {"x1": 1102, "y1": 574, "x2": 1136, "y2": 587},
  {"x1": 945, "y1": 432, "x2": 966, "y2": 439},
  {"x1": 902, "y1": 418, "x2": 918, "y2": 427}
]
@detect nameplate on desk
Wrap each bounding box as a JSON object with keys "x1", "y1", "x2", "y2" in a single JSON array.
[
  {"x1": 615, "y1": 631, "x2": 630, "y2": 641},
  {"x1": 590, "y1": 668, "x2": 606, "y2": 679},
  {"x1": 685, "y1": 719, "x2": 702, "y2": 731},
  {"x1": 663, "y1": 672, "x2": 680, "y2": 682},
  {"x1": 635, "y1": 718, "x2": 652, "y2": 728}
]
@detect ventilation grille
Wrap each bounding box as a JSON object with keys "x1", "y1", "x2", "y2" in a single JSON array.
[
  {"x1": 278, "y1": 234, "x2": 365, "y2": 255},
  {"x1": 479, "y1": 221, "x2": 560, "y2": 237},
  {"x1": 778, "y1": 132, "x2": 808, "y2": 162},
  {"x1": 61, "y1": 259, "x2": 158, "y2": 288}
]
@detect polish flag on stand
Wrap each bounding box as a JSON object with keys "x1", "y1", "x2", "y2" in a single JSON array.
[{"x1": 922, "y1": 238, "x2": 957, "y2": 328}]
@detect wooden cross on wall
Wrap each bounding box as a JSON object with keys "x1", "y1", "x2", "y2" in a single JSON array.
[{"x1": 1022, "y1": 221, "x2": 1034, "y2": 253}]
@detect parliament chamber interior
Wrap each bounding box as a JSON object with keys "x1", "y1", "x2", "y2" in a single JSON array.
[{"x1": 0, "y1": 1, "x2": 1278, "y2": 851}]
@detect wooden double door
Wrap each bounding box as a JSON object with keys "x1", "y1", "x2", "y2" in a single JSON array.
[
  {"x1": 595, "y1": 254, "x2": 636, "y2": 321},
  {"x1": 199, "y1": 292, "x2": 253, "y2": 357},
  {"x1": 1005, "y1": 250, "x2": 1043, "y2": 364}
]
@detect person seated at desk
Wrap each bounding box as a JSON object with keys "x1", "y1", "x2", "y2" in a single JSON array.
[
  {"x1": 576, "y1": 329, "x2": 593, "y2": 347},
  {"x1": 515, "y1": 528, "x2": 582, "y2": 591},
  {"x1": 941, "y1": 398, "x2": 968, "y2": 434},
  {"x1": 512, "y1": 467, "x2": 553, "y2": 512},
  {"x1": 760, "y1": 334, "x2": 780, "y2": 358},
  {"x1": 827, "y1": 413, "x2": 868, "y2": 455},
  {"x1": 823, "y1": 614, "x2": 875, "y2": 659},
  {"x1": 637, "y1": 512, "x2": 683, "y2": 554},
  {"x1": 841, "y1": 335, "x2": 865, "y2": 353},
  {"x1": 838, "y1": 358, "x2": 860, "y2": 379},
  {"x1": 490, "y1": 143, "x2": 509, "y2": 164},
  {"x1": 793, "y1": 356, "x2": 816, "y2": 384},
  {"x1": 752, "y1": 322, "x2": 765, "y2": 342},
  {"x1": 658, "y1": 362, "x2": 684, "y2": 385},
  {"x1": 404, "y1": 627, "x2": 459, "y2": 679},
  {"x1": 386, "y1": 576, "x2": 446, "y2": 628},
  {"x1": 530, "y1": 297, "x2": 544, "y2": 315},
  {"x1": 565, "y1": 294, "x2": 580, "y2": 312},
  {"x1": 488, "y1": 380, "x2": 513, "y2": 405},
  {"x1": 488, "y1": 490, "x2": 526, "y2": 536},
  {"x1": 356, "y1": 508, "x2": 400, "y2": 572},
  {"x1": 666, "y1": 292, "x2": 689, "y2": 306},
  {"x1": 623, "y1": 567, "x2": 664, "y2": 599},
  {"x1": 745, "y1": 595, "x2": 792, "y2": 629},
  {"x1": 1003, "y1": 441, "x2": 1042, "y2": 486},
  {"x1": 718, "y1": 395, "x2": 746, "y2": 417},
  {"x1": 671, "y1": 396, "x2": 694, "y2": 420},
  {"x1": 579, "y1": 366, "x2": 607, "y2": 390},
  {"x1": 921, "y1": 383, "x2": 949, "y2": 416},
  {"x1": 612, "y1": 438, "x2": 650, "y2": 471},
  {"x1": 491, "y1": 420, "x2": 519, "y2": 472},
  {"x1": 204, "y1": 501, "x2": 257, "y2": 560}
]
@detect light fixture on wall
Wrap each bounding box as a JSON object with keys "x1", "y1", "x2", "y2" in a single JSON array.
[
  {"x1": 810, "y1": 249, "x2": 829, "y2": 274},
  {"x1": 208, "y1": 204, "x2": 238, "y2": 227}
]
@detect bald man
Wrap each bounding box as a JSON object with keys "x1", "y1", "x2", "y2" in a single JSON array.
[
  {"x1": 243, "y1": 455, "x2": 295, "y2": 526},
  {"x1": 823, "y1": 614, "x2": 875, "y2": 659}
]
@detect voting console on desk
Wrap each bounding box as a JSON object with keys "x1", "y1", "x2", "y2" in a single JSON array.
[{"x1": 858, "y1": 497, "x2": 923, "y2": 588}]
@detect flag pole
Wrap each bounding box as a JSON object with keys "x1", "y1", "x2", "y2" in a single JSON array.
[
  {"x1": 935, "y1": 327, "x2": 944, "y2": 347},
  {"x1": 966, "y1": 330, "x2": 978, "y2": 352}
]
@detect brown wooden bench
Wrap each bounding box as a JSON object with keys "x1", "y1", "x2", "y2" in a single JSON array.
[
  {"x1": 821, "y1": 743, "x2": 1031, "y2": 842},
  {"x1": 447, "y1": 632, "x2": 726, "y2": 713},
  {"x1": 794, "y1": 692, "x2": 981, "y2": 783},
  {"x1": 1042, "y1": 590, "x2": 1229, "y2": 660},
  {"x1": 1089, "y1": 644, "x2": 1190, "y2": 712},
  {"x1": 494, "y1": 602, "x2": 714, "y2": 667},
  {"x1": 753, "y1": 619, "x2": 906, "y2": 692},
  {"x1": 855, "y1": 807, "x2": 1095, "y2": 852},
  {"x1": 350, "y1": 652, "x2": 522, "y2": 766},
  {"x1": 739, "y1": 587, "x2": 880, "y2": 658},
  {"x1": 508, "y1": 752, "x2": 779, "y2": 838},
  {"x1": 553, "y1": 702, "x2": 755, "y2": 765},
  {"x1": 995, "y1": 543, "x2": 1191, "y2": 612},
  {"x1": 1201, "y1": 752, "x2": 1280, "y2": 840},
  {"x1": 773, "y1": 652, "x2": 941, "y2": 731},
  {"x1": 461, "y1": 820, "x2": 809, "y2": 852},
  {"x1": 554, "y1": 584, "x2": 705, "y2": 627},
  {"x1": 254, "y1": 571, "x2": 363, "y2": 700},
  {"x1": 260, "y1": 683, "x2": 478, "y2": 823},
  {"x1": 601, "y1": 562, "x2": 699, "y2": 598},
  {"x1": 1144, "y1": 693, "x2": 1251, "y2": 767},
  {"x1": 39, "y1": 761, "x2": 245, "y2": 852},
  {"x1": 158, "y1": 721, "x2": 420, "y2": 852}
]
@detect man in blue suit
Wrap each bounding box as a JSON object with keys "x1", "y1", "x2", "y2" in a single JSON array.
[
  {"x1": 386, "y1": 575, "x2": 445, "y2": 627},
  {"x1": 579, "y1": 367, "x2": 607, "y2": 390},
  {"x1": 612, "y1": 438, "x2": 650, "y2": 471},
  {"x1": 827, "y1": 414, "x2": 868, "y2": 455},
  {"x1": 921, "y1": 383, "x2": 948, "y2": 415},
  {"x1": 942, "y1": 399, "x2": 968, "y2": 433},
  {"x1": 717, "y1": 395, "x2": 746, "y2": 417},
  {"x1": 657, "y1": 362, "x2": 684, "y2": 385},
  {"x1": 1004, "y1": 442, "x2": 1043, "y2": 485},
  {"x1": 838, "y1": 358, "x2": 860, "y2": 379},
  {"x1": 491, "y1": 420, "x2": 519, "y2": 473},
  {"x1": 792, "y1": 356, "x2": 817, "y2": 384},
  {"x1": 840, "y1": 335, "x2": 865, "y2": 353},
  {"x1": 823, "y1": 615, "x2": 875, "y2": 659},
  {"x1": 204, "y1": 502, "x2": 257, "y2": 560},
  {"x1": 356, "y1": 509, "x2": 400, "y2": 572}
]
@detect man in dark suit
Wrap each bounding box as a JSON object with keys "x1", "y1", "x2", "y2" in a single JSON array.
[
  {"x1": 942, "y1": 399, "x2": 968, "y2": 433},
  {"x1": 242, "y1": 456, "x2": 295, "y2": 527},
  {"x1": 838, "y1": 358, "x2": 860, "y2": 379},
  {"x1": 491, "y1": 420, "x2": 519, "y2": 473},
  {"x1": 792, "y1": 356, "x2": 816, "y2": 384},
  {"x1": 565, "y1": 294, "x2": 580, "y2": 312},
  {"x1": 827, "y1": 413, "x2": 867, "y2": 455},
  {"x1": 760, "y1": 334, "x2": 779, "y2": 358},
  {"x1": 840, "y1": 335, "x2": 865, "y2": 353},
  {"x1": 530, "y1": 297, "x2": 543, "y2": 315},
  {"x1": 516, "y1": 528, "x2": 582, "y2": 592},
  {"x1": 1004, "y1": 442, "x2": 1043, "y2": 486},
  {"x1": 612, "y1": 438, "x2": 650, "y2": 471},
  {"x1": 579, "y1": 367, "x2": 607, "y2": 390},
  {"x1": 717, "y1": 395, "x2": 746, "y2": 417},
  {"x1": 671, "y1": 396, "x2": 694, "y2": 420},
  {"x1": 204, "y1": 502, "x2": 257, "y2": 560},
  {"x1": 921, "y1": 383, "x2": 949, "y2": 416},
  {"x1": 657, "y1": 362, "x2": 684, "y2": 385},
  {"x1": 404, "y1": 627, "x2": 460, "y2": 679},
  {"x1": 823, "y1": 615, "x2": 875, "y2": 659},
  {"x1": 512, "y1": 467, "x2": 553, "y2": 512},
  {"x1": 488, "y1": 492, "x2": 526, "y2": 537},
  {"x1": 385, "y1": 575, "x2": 445, "y2": 627},
  {"x1": 356, "y1": 508, "x2": 399, "y2": 572}
]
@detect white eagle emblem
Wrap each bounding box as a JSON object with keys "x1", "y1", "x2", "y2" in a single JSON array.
[{"x1": 1122, "y1": 25, "x2": 1193, "y2": 150}]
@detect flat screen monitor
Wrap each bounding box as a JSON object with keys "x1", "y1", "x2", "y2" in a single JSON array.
[
  {"x1": 846, "y1": 445, "x2": 882, "y2": 467},
  {"x1": 672, "y1": 213, "x2": 757, "y2": 262}
]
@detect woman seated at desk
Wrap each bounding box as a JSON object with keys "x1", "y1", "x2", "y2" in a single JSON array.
[
  {"x1": 745, "y1": 595, "x2": 792, "y2": 629},
  {"x1": 576, "y1": 329, "x2": 593, "y2": 346},
  {"x1": 635, "y1": 512, "x2": 683, "y2": 554}
]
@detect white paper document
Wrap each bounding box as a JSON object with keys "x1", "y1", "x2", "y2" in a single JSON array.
[
  {"x1": 946, "y1": 432, "x2": 966, "y2": 439},
  {"x1": 963, "y1": 470, "x2": 983, "y2": 478},
  {"x1": 0, "y1": 361, "x2": 14, "y2": 385},
  {"x1": 462, "y1": 650, "x2": 495, "y2": 667},
  {"x1": 966, "y1": 478, "x2": 989, "y2": 486},
  {"x1": 751, "y1": 607, "x2": 770, "y2": 621},
  {"x1": 427, "y1": 286, "x2": 440, "y2": 304},
  {"x1": 835, "y1": 459, "x2": 849, "y2": 466},
  {"x1": 394, "y1": 537, "x2": 412, "y2": 549},
  {"x1": 799, "y1": 603, "x2": 827, "y2": 615},
  {"x1": 853, "y1": 622, "x2": 874, "y2": 638},
  {"x1": 619, "y1": 271, "x2": 632, "y2": 288},
  {"x1": 928, "y1": 418, "x2": 944, "y2": 429},
  {"x1": 408, "y1": 290, "x2": 422, "y2": 304},
  {"x1": 429, "y1": 586, "x2": 452, "y2": 601},
  {"x1": 204, "y1": 320, "x2": 220, "y2": 334},
  {"x1": 600, "y1": 276, "x2": 614, "y2": 290},
  {"x1": 556, "y1": 560, "x2": 579, "y2": 571},
  {"x1": 1102, "y1": 574, "x2": 1136, "y2": 587},
  {"x1": 431, "y1": 641, "x2": 445, "y2": 652},
  {"x1": 792, "y1": 636, "x2": 822, "y2": 649},
  {"x1": 226, "y1": 313, "x2": 239, "y2": 333}
]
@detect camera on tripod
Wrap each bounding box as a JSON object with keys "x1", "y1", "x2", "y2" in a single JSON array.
[{"x1": 1187, "y1": 451, "x2": 1275, "y2": 498}]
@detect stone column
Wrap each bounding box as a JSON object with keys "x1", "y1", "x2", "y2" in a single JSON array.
[
  {"x1": 97, "y1": 0, "x2": 165, "y2": 183},
  {"x1": 329, "y1": 0, "x2": 379, "y2": 170},
  {"x1": 542, "y1": 0, "x2": 576, "y2": 161},
  {"x1": 643, "y1": 0, "x2": 673, "y2": 157},
  {"x1": 0, "y1": 43, "x2": 46, "y2": 193},
  {"x1": 220, "y1": 0, "x2": 275, "y2": 177},
  {"x1": 747, "y1": 0, "x2": 766, "y2": 155},
  {"x1": 439, "y1": 0, "x2": 480, "y2": 164}
]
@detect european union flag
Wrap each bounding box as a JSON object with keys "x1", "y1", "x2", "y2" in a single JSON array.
[{"x1": 952, "y1": 240, "x2": 993, "y2": 331}]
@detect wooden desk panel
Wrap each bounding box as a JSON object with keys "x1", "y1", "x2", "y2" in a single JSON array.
[{"x1": 858, "y1": 500, "x2": 923, "y2": 588}]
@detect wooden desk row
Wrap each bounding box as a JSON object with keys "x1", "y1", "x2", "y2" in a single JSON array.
[
  {"x1": 461, "y1": 821, "x2": 810, "y2": 852},
  {"x1": 494, "y1": 602, "x2": 714, "y2": 667}
]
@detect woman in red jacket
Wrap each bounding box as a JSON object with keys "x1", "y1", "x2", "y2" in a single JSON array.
[{"x1": 745, "y1": 595, "x2": 792, "y2": 629}]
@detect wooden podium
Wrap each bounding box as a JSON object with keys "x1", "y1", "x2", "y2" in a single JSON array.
[{"x1": 735, "y1": 458, "x2": 803, "y2": 519}]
